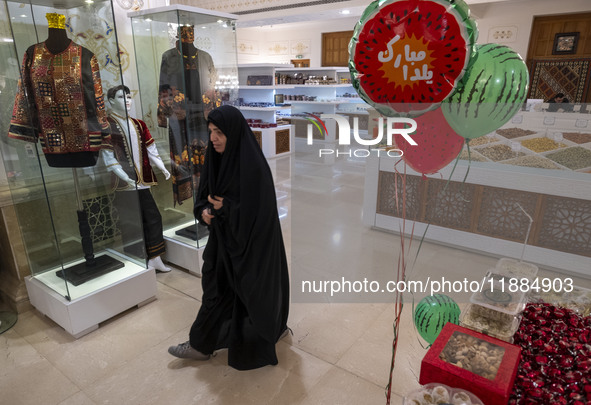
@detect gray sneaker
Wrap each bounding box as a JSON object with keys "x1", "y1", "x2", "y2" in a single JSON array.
[{"x1": 168, "y1": 341, "x2": 210, "y2": 360}]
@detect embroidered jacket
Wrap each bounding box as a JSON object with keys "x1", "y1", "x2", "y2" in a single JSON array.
[
  {"x1": 106, "y1": 115, "x2": 158, "y2": 191},
  {"x1": 8, "y1": 41, "x2": 110, "y2": 164},
  {"x1": 157, "y1": 44, "x2": 219, "y2": 127}
]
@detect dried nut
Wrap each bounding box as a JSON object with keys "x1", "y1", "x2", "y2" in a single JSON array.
[
  {"x1": 496, "y1": 128, "x2": 536, "y2": 139},
  {"x1": 439, "y1": 331, "x2": 505, "y2": 380},
  {"x1": 563, "y1": 132, "x2": 591, "y2": 144},
  {"x1": 520, "y1": 137, "x2": 566, "y2": 152},
  {"x1": 546, "y1": 147, "x2": 591, "y2": 170},
  {"x1": 501, "y1": 155, "x2": 562, "y2": 169},
  {"x1": 477, "y1": 144, "x2": 526, "y2": 161}
]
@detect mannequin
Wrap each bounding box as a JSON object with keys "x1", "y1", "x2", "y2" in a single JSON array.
[
  {"x1": 104, "y1": 85, "x2": 171, "y2": 272},
  {"x1": 8, "y1": 13, "x2": 109, "y2": 168},
  {"x1": 45, "y1": 13, "x2": 71, "y2": 54}
]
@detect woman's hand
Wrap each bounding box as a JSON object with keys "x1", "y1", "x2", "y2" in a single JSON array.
[
  {"x1": 202, "y1": 207, "x2": 214, "y2": 225},
  {"x1": 208, "y1": 195, "x2": 224, "y2": 210}
]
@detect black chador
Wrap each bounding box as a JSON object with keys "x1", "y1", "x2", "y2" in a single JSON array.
[{"x1": 191, "y1": 106, "x2": 290, "y2": 370}]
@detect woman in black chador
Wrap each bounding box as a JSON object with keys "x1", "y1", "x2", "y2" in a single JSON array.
[{"x1": 168, "y1": 105, "x2": 290, "y2": 370}]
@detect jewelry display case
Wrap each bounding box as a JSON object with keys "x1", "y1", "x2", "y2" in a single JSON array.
[
  {"x1": 128, "y1": 5, "x2": 239, "y2": 274},
  {"x1": 0, "y1": 0, "x2": 156, "y2": 337}
]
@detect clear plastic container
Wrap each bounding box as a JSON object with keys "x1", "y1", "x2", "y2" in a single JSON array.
[
  {"x1": 460, "y1": 304, "x2": 521, "y2": 343},
  {"x1": 495, "y1": 258, "x2": 539, "y2": 282},
  {"x1": 529, "y1": 285, "x2": 591, "y2": 317},
  {"x1": 404, "y1": 382, "x2": 484, "y2": 405},
  {"x1": 470, "y1": 274, "x2": 527, "y2": 321}
]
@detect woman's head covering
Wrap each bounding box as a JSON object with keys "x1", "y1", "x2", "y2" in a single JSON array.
[{"x1": 199, "y1": 105, "x2": 270, "y2": 198}]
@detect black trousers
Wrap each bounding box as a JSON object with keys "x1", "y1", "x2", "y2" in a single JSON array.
[{"x1": 114, "y1": 188, "x2": 165, "y2": 260}]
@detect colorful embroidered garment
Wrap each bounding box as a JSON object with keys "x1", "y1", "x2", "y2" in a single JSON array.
[
  {"x1": 8, "y1": 41, "x2": 110, "y2": 167},
  {"x1": 106, "y1": 114, "x2": 158, "y2": 191},
  {"x1": 158, "y1": 43, "x2": 220, "y2": 206}
]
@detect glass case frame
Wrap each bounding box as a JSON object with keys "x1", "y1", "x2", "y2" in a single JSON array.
[
  {"x1": 0, "y1": 0, "x2": 152, "y2": 310},
  {"x1": 128, "y1": 5, "x2": 239, "y2": 271}
]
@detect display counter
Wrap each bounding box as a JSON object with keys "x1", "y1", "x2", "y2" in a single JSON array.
[{"x1": 363, "y1": 151, "x2": 591, "y2": 277}]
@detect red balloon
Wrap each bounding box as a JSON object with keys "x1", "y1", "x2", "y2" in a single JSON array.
[{"x1": 394, "y1": 108, "x2": 464, "y2": 175}]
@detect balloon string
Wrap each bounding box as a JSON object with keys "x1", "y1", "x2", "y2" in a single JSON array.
[
  {"x1": 386, "y1": 162, "x2": 413, "y2": 405},
  {"x1": 461, "y1": 140, "x2": 472, "y2": 191},
  {"x1": 442, "y1": 137, "x2": 465, "y2": 193}
]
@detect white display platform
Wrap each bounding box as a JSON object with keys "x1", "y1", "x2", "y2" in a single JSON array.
[
  {"x1": 26, "y1": 253, "x2": 157, "y2": 338},
  {"x1": 162, "y1": 221, "x2": 205, "y2": 276}
]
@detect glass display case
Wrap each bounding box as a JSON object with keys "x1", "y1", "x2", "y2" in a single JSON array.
[
  {"x1": 128, "y1": 5, "x2": 239, "y2": 274},
  {"x1": 0, "y1": 0, "x2": 157, "y2": 337}
]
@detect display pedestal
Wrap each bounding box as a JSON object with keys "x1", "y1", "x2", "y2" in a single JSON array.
[
  {"x1": 163, "y1": 236, "x2": 204, "y2": 277},
  {"x1": 56, "y1": 254, "x2": 125, "y2": 286},
  {"x1": 25, "y1": 266, "x2": 157, "y2": 338},
  {"x1": 174, "y1": 223, "x2": 209, "y2": 241}
]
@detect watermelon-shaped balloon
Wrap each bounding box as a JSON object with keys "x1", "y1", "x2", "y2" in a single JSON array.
[
  {"x1": 394, "y1": 107, "x2": 464, "y2": 174},
  {"x1": 349, "y1": 0, "x2": 478, "y2": 117},
  {"x1": 414, "y1": 294, "x2": 460, "y2": 344},
  {"x1": 442, "y1": 43, "x2": 529, "y2": 140}
]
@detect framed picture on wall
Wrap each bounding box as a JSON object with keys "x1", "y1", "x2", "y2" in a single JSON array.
[{"x1": 552, "y1": 32, "x2": 579, "y2": 55}]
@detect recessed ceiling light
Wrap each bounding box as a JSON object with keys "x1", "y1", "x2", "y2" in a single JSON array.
[{"x1": 340, "y1": 9, "x2": 351, "y2": 15}]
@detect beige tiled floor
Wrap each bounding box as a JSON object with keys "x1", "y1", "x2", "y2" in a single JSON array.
[{"x1": 1, "y1": 154, "x2": 589, "y2": 405}]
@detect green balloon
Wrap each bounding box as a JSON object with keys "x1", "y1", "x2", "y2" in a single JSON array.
[
  {"x1": 442, "y1": 43, "x2": 529, "y2": 139},
  {"x1": 414, "y1": 294, "x2": 460, "y2": 344}
]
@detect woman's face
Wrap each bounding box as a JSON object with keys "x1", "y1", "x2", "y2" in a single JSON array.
[{"x1": 209, "y1": 122, "x2": 227, "y2": 153}]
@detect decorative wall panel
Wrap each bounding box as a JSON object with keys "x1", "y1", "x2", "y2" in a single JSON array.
[
  {"x1": 536, "y1": 196, "x2": 591, "y2": 255},
  {"x1": 377, "y1": 172, "x2": 591, "y2": 258},
  {"x1": 275, "y1": 129, "x2": 290, "y2": 154},
  {"x1": 237, "y1": 40, "x2": 259, "y2": 55},
  {"x1": 476, "y1": 187, "x2": 538, "y2": 242},
  {"x1": 253, "y1": 130, "x2": 262, "y2": 148},
  {"x1": 268, "y1": 41, "x2": 289, "y2": 55},
  {"x1": 425, "y1": 181, "x2": 476, "y2": 231},
  {"x1": 85, "y1": 194, "x2": 119, "y2": 243},
  {"x1": 376, "y1": 172, "x2": 422, "y2": 221}
]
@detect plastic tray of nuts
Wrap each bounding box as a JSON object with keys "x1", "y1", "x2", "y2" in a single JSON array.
[
  {"x1": 494, "y1": 258, "x2": 539, "y2": 282},
  {"x1": 404, "y1": 382, "x2": 484, "y2": 405},
  {"x1": 460, "y1": 303, "x2": 520, "y2": 343},
  {"x1": 469, "y1": 274, "x2": 527, "y2": 322}
]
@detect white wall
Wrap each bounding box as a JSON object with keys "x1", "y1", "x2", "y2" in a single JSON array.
[
  {"x1": 472, "y1": 0, "x2": 591, "y2": 59},
  {"x1": 235, "y1": 0, "x2": 591, "y2": 65},
  {"x1": 237, "y1": 16, "x2": 360, "y2": 66}
]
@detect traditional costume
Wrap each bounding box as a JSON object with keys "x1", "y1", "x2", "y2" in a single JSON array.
[
  {"x1": 189, "y1": 105, "x2": 290, "y2": 370},
  {"x1": 104, "y1": 112, "x2": 167, "y2": 259},
  {"x1": 158, "y1": 25, "x2": 220, "y2": 205},
  {"x1": 8, "y1": 39, "x2": 109, "y2": 167}
]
